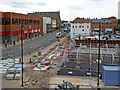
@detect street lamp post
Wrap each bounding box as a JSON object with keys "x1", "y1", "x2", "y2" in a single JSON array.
[
  {"x1": 21, "y1": 22, "x2": 24, "y2": 87},
  {"x1": 97, "y1": 20, "x2": 101, "y2": 90}
]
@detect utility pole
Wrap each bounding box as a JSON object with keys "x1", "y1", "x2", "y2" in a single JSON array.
[
  {"x1": 79, "y1": 34, "x2": 81, "y2": 44},
  {"x1": 97, "y1": 20, "x2": 101, "y2": 90},
  {"x1": 21, "y1": 22, "x2": 24, "y2": 87}
]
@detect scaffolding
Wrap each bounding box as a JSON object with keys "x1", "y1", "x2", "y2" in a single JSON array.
[{"x1": 58, "y1": 42, "x2": 119, "y2": 76}]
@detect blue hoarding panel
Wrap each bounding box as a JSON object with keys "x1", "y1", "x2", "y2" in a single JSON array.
[{"x1": 102, "y1": 65, "x2": 120, "y2": 86}]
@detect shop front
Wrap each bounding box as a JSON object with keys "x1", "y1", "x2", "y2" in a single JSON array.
[
  {"x1": 37, "y1": 29, "x2": 40, "y2": 36},
  {"x1": 28, "y1": 29, "x2": 41, "y2": 38},
  {"x1": 12, "y1": 30, "x2": 24, "y2": 43},
  {"x1": 33, "y1": 29, "x2": 38, "y2": 37},
  {"x1": 2, "y1": 31, "x2": 11, "y2": 44},
  {"x1": 24, "y1": 30, "x2": 28, "y2": 40},
  {"x1": 28, "y1": 29, "x2": 33, "y2": 39},
  {"x1": 0, "y1": 32, "x2": 5, "y2": 44}
]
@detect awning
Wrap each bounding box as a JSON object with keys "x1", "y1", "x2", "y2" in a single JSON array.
[
  {"x1": 28, "y1": 29, "x2": 33, "y2": 33},
  {"x1": 33, "y1": 29, "x2": 37, "y2": 33},
  {"x1": 0, "y1": 31, "x2": 10, "y2": 36},
  {"x1": 0, "y1": 32, "x2": 5, "y2": 36},
  {"x1": 105, "y1": 28, "x2": 112, "y2": 31},
  {"x1": 94, "y1": 28, "x2": 99, "y2": 31},
  {"x1": 24, "y1": 30, "x2": 27, "y2": 34},
  {"x1": 12, "y1": 31, "x2": 24, "y2": 35}
]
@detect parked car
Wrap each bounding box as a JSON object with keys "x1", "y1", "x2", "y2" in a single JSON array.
[
  {"x1": 56, "y1": 32, "x2": 62, "y2": 38},
  {"x1": 115, "y1": 34, "x2": 120, "y2": 39},
  {"x1": 64, "y1": 28, "x2": 68, "y2": 32},
  {"x1": 94, "y1": 35, "x2": 107, "y2": 40}
]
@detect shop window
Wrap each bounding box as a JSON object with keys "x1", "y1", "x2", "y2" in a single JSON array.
[
  {"x1": 5, "y1": 35, "x2": 10, "y2": 43},
  {"x1": 0, "y1": 36, "x2": 4, "y2": 44},
  {"x1": 5, "y1": 18, "x2": 10, "y2": 25},
  {"x1": 34, "y1": 20, "x2": 36, "y2": 25},
  {"x1": 12, "y1": 35, "x2": 17, "y2": 42},
  {"x1": 12, "y1": 18, "x2": 18, "y2": 25}
]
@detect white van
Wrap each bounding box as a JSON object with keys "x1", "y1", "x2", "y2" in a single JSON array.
[
  {"x1": 85, "y1": 36, "x2": 96, "y2": 40},
  {"x1": 56, "y1": 32, "x2": 62, "y2": 38}
]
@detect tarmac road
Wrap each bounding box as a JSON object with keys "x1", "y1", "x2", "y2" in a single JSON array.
[{"x1": 2, "y1": 32, "x2": 57, "y2": 59}]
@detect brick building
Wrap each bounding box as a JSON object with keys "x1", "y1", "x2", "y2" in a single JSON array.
[
  {"x1": 91, "y1": 17, "x2": 117, "y2": 35},
  {"x1": 70, "y1": 17, "x2": 117, "y2": 38},
  {"x1": 28, "y1": 11, "x2": 61, "y2": 29},
  {"x1": 91, "y1": 19, "x2": 114, "y2": 35},
  {"x1": 0, "y1": 12, "x2": 43, "y2": 44}
]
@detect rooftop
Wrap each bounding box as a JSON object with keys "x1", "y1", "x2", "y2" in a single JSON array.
[
  {"x1": 91, "y1": 19, "x2": 112, "y2": 23},
  {"x1": 102, "y1": 65, "x2": 120, "y2": 71},
  {"x1": 71, "y1": 17, "x2": 91, "y2": 23},
  {"x1": 28, "y1": 11, "x2": 60, "y2": 20}
]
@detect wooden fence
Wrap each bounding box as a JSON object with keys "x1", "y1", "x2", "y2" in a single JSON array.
[{"x1": 75, "y1": 40, "x2": 120, "y2": 47}]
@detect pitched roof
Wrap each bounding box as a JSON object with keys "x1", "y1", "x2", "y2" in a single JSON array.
[
  {"x1": 91, "y1": 19, "x2": 112, "y2": 23},
  {"x1": 28, "y1": 11, "x2": 60, "y2": 20},
  {"x1": 71, "y1": 17, "x2": 91, "y2": 23}
]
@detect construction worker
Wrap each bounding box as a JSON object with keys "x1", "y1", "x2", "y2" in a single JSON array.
[{"x1": 8, "y1": 52, "x2": 10, "y2": 58}]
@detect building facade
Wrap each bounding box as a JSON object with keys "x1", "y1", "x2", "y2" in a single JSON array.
[
  {"x1": 118, "y1": 1, "x2": 120, "y2": 19},
  {"x1": 0, "y1": 12, "x2": 43, "y2": 44},
  {"x1": 43, "y1": 17, "x2": 52, "y2": 34},
  {"x1": 51, "y1": 18, "x2": 57, "y2": 28},
  {"x1": 28, "y1": 11, "x2": 61, "y2": 29},
  {"x1": 70, "y1": 17, "x2": 91, "y2": 38},
  {"x1": 91, "y1": 19, "x2": 114, "y2": 35},
  {"x1": 91, "y1": 17, "x2": 117, "y2": 35}
]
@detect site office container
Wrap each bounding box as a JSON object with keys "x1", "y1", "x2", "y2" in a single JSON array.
[{"x1": 102, "y1": 65, "x2": 120, "y2": 86}]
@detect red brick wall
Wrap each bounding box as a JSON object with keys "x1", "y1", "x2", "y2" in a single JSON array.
[
  {"x1": 0, "y1": 12, "x2": 43, "y2": 43},
  {"x1": 1, "y1": 12, "x2": 43, "y2": 32},
  {"x1": 91, "y1": 21, "x2": 114, "y2": 34}
]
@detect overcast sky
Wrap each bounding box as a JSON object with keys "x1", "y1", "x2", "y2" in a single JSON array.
[{"x1": 0, "y1": 0, "x2": 119, "y2": 21}]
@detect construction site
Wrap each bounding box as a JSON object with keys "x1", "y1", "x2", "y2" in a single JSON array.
[
  {"x1": 58, "y1": 41, "x2": 120, "y2": 76},
  {"x1": 1, "y1": 38, "x2": 120, "y2": 89}
]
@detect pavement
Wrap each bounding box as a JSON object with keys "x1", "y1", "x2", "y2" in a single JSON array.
[{"x1": 1, "y1": 31, "x2": 58, "y2": 59}]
